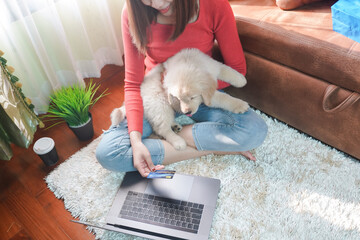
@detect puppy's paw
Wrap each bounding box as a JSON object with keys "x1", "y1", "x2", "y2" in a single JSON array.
[
  {"x1": 171, "y1": 123, "x2": 182, "y2": 133},
  {"x1": 172, "y1": 139, "x2": 187, "y2": 151},
  {"x1": 220, "y1": 66, "x2": 247, "y2": 88},
  {"x1": 231, "y1": 73, "x2": 247, "y2": 88},
  {"x1": 170, "y1": 136, "x2": 187, "y2": 151},
  {"x1": 231, "y1": 99, "x2": 250, "y2": 113}
]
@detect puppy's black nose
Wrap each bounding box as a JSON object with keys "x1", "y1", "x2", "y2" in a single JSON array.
[{"x1": 184, "y1": 111, "x2": 192, "y2": 115}]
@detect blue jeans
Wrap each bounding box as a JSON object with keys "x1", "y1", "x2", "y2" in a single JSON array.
[{"x1": 96, "y1": 105, "x2": 268, "y2": 172}]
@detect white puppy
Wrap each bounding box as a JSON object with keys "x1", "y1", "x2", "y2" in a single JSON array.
[
  {"x1": 163, "y1": 48, "x2": 249, "y2": 116},
  {"x1": 111, "y1": 48, "x2": 249, "y2": 150}
]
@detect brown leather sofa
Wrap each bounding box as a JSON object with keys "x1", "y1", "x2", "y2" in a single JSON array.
[{"x1": 221, "y1": 0, "x2": 360, "y2": 159}]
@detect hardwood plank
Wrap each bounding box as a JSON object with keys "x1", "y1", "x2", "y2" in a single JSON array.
[
  {"x1": 4, "y1": 181, "x2": 70, "y2": 240},
  {"x1": 9, "y1": 229, "x2": 32, "y2": 240},
  {"x1": 0, "y1": 165, "x2": 18, "y2": 201},
  {"x1": 0, "y1": 201, "x2": 24, "y2": 240},
  {"x1": 37, "y1": 189, "x2": 95, "y2": 240},
  {"x1": 0, "y1": 148, "x2": 50, "y2": 203},
  {"x1": 4, "y1": 148, "x2": 50, "y2": 197},
  {"x1": 86, "y1": 64, "x2": 123, "y2": 85}
]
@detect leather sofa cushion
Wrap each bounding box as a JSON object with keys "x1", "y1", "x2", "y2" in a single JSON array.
[
  {"x1": 275, "y1": 0, "x2": 324, "y2": 10},
  {"x1": 225, "y1": 51, "x2": 360, "y2": 159},
  {"x1": 229, "y1": 0, "x2": 360, "y2": 93}
]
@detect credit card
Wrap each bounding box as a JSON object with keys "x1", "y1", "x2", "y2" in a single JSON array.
[{"x1": 147, "y1": 170, "x2": 176, "y2": 179}]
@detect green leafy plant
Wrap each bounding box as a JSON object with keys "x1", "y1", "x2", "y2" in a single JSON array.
[{"x1": 42, "y1": 80, "x2": 108, "y2": 129}]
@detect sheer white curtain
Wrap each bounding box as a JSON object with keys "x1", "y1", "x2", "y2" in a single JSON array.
[{"x1": 0, "y1": 0, "x2": 125, "y2": 113}]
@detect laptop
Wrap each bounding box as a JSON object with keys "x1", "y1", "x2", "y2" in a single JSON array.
[{"x1": 73, "y1": 171, "x2": 221, "y2": 240}]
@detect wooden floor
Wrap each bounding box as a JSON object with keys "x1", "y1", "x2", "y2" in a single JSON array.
[{"x1": 0, "y1": 65, "x2": 125, "y2": 240}]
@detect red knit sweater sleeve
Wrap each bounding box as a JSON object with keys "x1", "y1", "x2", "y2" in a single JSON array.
[
  {"x1": 121, "y1": 6, "x2": 145, "y2": 134},
  {"x1": 213, "y1": 0, "x2": 246, "y2": 77}
]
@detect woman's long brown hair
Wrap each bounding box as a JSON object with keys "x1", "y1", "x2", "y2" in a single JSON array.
[{"x1": 126, "y1": 0, "x2": 198, "y2": 53}]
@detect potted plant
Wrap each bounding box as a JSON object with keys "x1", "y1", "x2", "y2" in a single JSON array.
[{"x1": 43, "y1": 80, "x2": 108, "y2": 141}]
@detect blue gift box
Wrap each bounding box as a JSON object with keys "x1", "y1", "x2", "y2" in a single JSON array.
[{"x1": 331, "y1": 0, "x2": 360, "y2": 43}]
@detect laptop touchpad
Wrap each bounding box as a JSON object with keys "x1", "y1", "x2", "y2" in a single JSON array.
[{"x1": 144, "y1": 174, "x2": 194, "y2": 202}]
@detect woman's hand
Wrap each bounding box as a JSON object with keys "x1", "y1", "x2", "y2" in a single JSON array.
[{"x1": 130, "y1": 131, "x2": 164, "y2": 177}]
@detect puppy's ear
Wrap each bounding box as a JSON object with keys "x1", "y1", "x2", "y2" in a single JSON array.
[
  {"x1": 168, "y1": 93, "x2": 181, "y2": 112},
  {"x1": 167, "y1": 92, "x2": 175, "y2": 105},
  {"x1": 201, "y1": 74, "x2": 217, "y2": 106}
]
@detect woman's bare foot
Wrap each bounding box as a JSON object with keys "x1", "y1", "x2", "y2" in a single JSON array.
[
  {"x1": 239, "y1": 151, "x2": 256, "y2": 162},
  {"x1": 213, "y1": 150, "x2": 256, "y2": 162}
]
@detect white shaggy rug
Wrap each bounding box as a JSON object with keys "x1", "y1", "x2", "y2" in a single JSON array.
[{"x1": 45, "y1": 110, "x2": 360, "y2": 240}]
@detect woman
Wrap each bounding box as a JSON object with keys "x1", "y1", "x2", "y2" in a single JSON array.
[{"x1": 96, "y1": 0, "x2": 268, "y2": 177}]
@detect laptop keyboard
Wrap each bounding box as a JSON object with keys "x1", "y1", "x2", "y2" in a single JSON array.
[{"x1": 119, "y1": 191, "x2": 204, "y2": 234}]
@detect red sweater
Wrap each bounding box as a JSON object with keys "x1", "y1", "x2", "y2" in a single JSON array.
[{"x1": 121, "y1": 0, "x2": 246, "y2": 134}]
